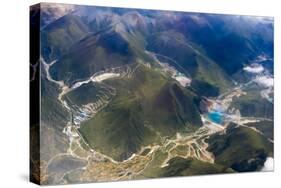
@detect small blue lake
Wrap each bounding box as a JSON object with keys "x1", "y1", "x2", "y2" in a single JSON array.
[{"x1": 207, "y1": 111, "x2": 224, "y2": 124}]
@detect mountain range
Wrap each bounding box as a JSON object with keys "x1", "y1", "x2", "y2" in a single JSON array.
[{"x1": 33, "y1": 3, "x2": 274, "y2": 185}]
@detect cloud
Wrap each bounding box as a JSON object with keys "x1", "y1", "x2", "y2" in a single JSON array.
[
  {"x1": 243, "y1": 64, "x2": 264, "y2": 74},
  {"x1": 41, "y1": 3, "x2": 74, "y2": 17},
  {"x1": 254, "y1": 75, "x2": 273, "y2": 88},
  {"x1": 41, "y1": 3, "x2": 75, "y2": 26}
]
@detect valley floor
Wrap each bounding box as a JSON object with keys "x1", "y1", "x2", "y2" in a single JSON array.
[{"x1": 40, "y1": 54, "x2": 273, "y2": 184}]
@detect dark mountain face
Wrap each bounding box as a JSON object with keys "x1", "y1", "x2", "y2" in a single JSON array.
[
  {"x1": 147, "y1": 30, "x2": 198, "y2": 75},
  {"x1": 150, "y1": 13, "x2": 273, "y2": 75},
  {"x1": 40, "y1": 65, "x2": 69, "y2": 161},
  {"x1": 207, "y1": 124, "x2": 273, "y2": 172},
  {"x1": 48, "y1": 16, "x2": 157, "y2": 86},
  {"x1": 146, "y1": 30, "x2": 233, "y2": 96},
  {"x1": 49, "y1": 26, "x2": 142, "y2": 86},
  {"x1": 41, "y1": 14, "x2": 89, "y2": 62}
]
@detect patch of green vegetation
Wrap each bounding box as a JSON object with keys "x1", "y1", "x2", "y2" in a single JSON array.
[
  {"x1": 246, "y1": 120, "x2": 273, "y2": 141},
  {"x1": 41, "y1": 14, "x2": 89, "y2": 62},
  {"x1": 146, "y1": 30, "x2": 233, "y2": 97},
  {"x1": 159, "y1": 157, "x2": 234, "y2": 177},
  {"x1": 40, "y1": 70, "x2": 69, "y2": 161},
  {"x1": 79, "y1": 92, "x2": 158, "y2": 161},
  {"x1": 207, "y1": 124, "x2": 273, "y2": 172},
  {"x1": 41, "y1": 68, "x2": 69, "y2": 131},
  {"x1": 170, "y1": 145, "x2": 189, "y2": 156},
  {"x1": 50, "y1": 27, "x2": 154, "y2": 86},
  {"x1": 136, "y1": 149, "x2": 169, "y2": 178},
  {"x1": 231, "y1": 85, "x2": 273, "y2": 119},
  {"x1": 194, "y1": 54, "x2": 233, "y2": 95},
  {"x1": 138, "y1": 156, "x2": 233, "y2": 178},
  {"x1": 191, "y1": 79, "x2": 219, "y2": 97},
  {"x1": 63, "y1": 82, "x2": 110, "y2": 106},
  {"x1": 49, "y1": 31, "x2": 133, "y2": 85},
  {"x1": 79, "y1": 65, "x2": 202, "y2": 161},
  {"x1": 147, "y1": 30, "x2": 198, "y2": 75}
]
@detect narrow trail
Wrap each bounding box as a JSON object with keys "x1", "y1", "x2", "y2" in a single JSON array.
[
  {"x1": 42, "y1": 58, "x2": 149, "y2": 181},
  {"x1": 205, "y1": 78, "x2": 273, "y2": 143},
  {"x1": 41, "y1": 52, "x2": 272, "y2": 182},
  {"x1": 41, "y1": 56, "x2": 219, "y2": 181},
  {"x1": 147, "y1": 50, "x2": 192, "y2": 78}
]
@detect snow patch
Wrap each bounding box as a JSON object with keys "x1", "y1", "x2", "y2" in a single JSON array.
[
  {"x1": 254, "y1": 75, "x2": 273, "y2": 87},
  {"x1": 173, "y1": 75, "x2": 191, "y2": 87},
  {"x1": 71, "y1": 80, "x2": 91, "y2": 89},
  {"x1": 243, "y1": 64, "x2": 264, "y2": 74},
  {"x1": 41, "y1": 3, "x2": 74, "y2": 24},
  {"x1": 91, "y1": 73, "x2": 120, "y2": 82},
  {"x1": 261, "y1": 157, "x2": 274, "y2": 172},
  {"x1": 158, "y1": 62, "x2": 191, "y2": 87}
]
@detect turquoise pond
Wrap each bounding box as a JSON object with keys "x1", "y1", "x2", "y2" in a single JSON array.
[{"x1": 207, "y1": 111, "x2": 224, "y2": 124}]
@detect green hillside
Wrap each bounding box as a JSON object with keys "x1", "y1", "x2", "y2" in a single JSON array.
[
  {"x1": 158, "y1": 157, "x2": 234, "y2": 177},
  {"x1": 49, "y1": 24, "x2": 154, "y2": 86},
  {"x1": 207, "y1": 124, "x2": 273, "y2": 172},
  {"x1": 136, "y1": 155, "x2": 233, "y2": 179},
  {"x1": 245, "y1": 120, "x2": 273, "y2": 141},
  {"x1": 146, "y1": 30, "x2": 233, "y2": 96},
  {"x1": 231, "y1": 84, "x2": 273, "y2": 118},
  {"x1": 79, "y1": 65, "x2": 202, "y2": 161},
  {"x1": 40, "y1": 67, "x2": 69, "y2": 161},
  {"x1": 41, "y1": 14, "x2": 89, "y2": 62},
  {"x1": 37, "y1": 5, "x2": 274, "y2": 184},
  {"x1": 63, "y1": 82, "x2": 113, "y2": 106}
]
